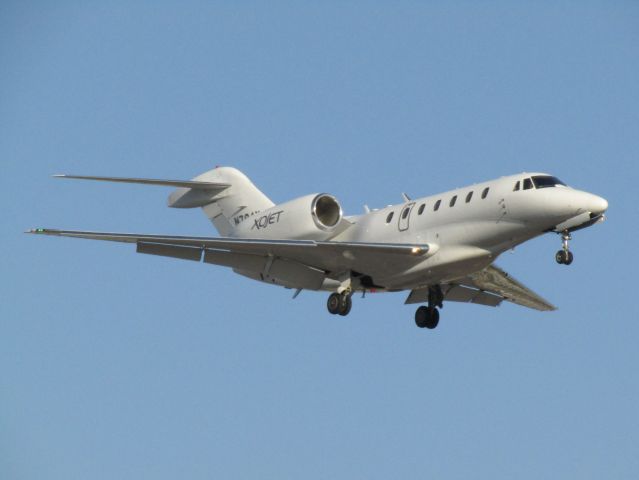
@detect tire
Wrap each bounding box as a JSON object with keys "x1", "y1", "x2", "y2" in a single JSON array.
[
  {"x1": 556, "y1": 250, "x2": 566, "y2": 264},
  {"x1": 415, "y1": 306, "x2": 429, "y2": 328},
  {"x1": 338, "y1": 295, "x2": 352, "y2": 316},
  {"x1": 565, "y1": 251, "x2": 574, "y2": 265},
  {"x1": 425, "y1": 308, "x2": 440, "y2": 329},
  {"x1": 327, "y1": 293, "x2": 342, "y2": 315}
]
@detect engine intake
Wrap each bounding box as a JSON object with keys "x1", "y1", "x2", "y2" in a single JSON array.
[{"x1": 312, "y1": 194, "x2": 342, "y2": 230}]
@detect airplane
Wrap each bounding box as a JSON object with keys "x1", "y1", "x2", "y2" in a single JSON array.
[{"x1": 28, "y1": 167, "x2": 608, "y2": 329}]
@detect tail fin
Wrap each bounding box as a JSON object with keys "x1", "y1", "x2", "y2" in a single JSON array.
[
  {"x1": 55, "y1": 167, "x2": 273, "y2": 237},
  {"x1": 167, "y1": 167, "x2": 274, "y2": 236}
]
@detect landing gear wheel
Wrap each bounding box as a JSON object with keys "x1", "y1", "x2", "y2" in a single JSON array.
[
  {"x1": 327, "y1": 293, "x2": 342, "y2": 315},
  {"x1": 426, "y1": 308, "x2": 440, "y2": 329},
  {"x1": 415, "y1": 306, "x2": 440, "y2": 329},
  {"x1": 327, "y1": 292, "x2": 352, "y2": 316},
  {"x1": 415, "y1": 306, "x2": 428, "y2": 328},
  {"x1": 555, "y1": 250, "x2": 574, "y2": 265},
  {"x1": 338, "y1": 295, "x2": 352, "y2": 316},
  {"x1": 556, "y1": 250, "x2": 566, "y2": 264},
  {"x1": 565, "y1": 251, "x2": 574, "y2": 265}
]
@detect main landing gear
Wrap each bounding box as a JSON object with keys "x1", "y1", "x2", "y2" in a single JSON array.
[
  {"x1": 555, "y1": 230, "x2": 574, "y2": 265},
  {"x1": 326, "y1": 283, "x2": 445, "y2": 330},
  {"x1": 414, "y1": 285, "x2": 443, "y2": 329},
  {"x1": 327, "y1": 275, "x2": 356, "y2": 316},
  {"x1": 415, "y1": 306, "x2": 439, "y2": 329},
  {"x1": 327, "y1": 292, "x2": 352, "y2": 316}
]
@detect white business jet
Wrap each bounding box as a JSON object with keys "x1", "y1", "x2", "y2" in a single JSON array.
[{"x1": 29, "y1": 167, "x2": 608, "y2": 329}]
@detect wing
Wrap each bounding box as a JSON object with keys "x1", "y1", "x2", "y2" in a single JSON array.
[
  {"x1": 405, "y1": 265, "x2": 556, "y2": 311},
  {"x1": 27, "y1": 229, "x2": 432, "y2": 285}
]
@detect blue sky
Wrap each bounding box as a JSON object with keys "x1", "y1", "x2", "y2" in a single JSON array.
[{"x1": 2, "y1": 2, "x2": 638, "y2": 478}]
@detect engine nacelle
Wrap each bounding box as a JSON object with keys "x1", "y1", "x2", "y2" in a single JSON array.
[{"x1": 232, "y1": 193, "x2": 344, "y2": 240}]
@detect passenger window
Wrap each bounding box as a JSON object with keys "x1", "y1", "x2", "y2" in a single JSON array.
[
  {"x1": 523, "y1": 178, "x2": 533, "y2": 190},
  {"x1": 434, "y1": 200, "x2": 441, "y2": 211},
  {"x1": 466, "y1": 191, "x2": 473, "y2": 203},
  {"x1": 514, "y1": 181, "x2": 520, "y2": 191},
  {"x1": 418, "y1": 204, "x2": 425, "y2": 215},
  {"x1": 402, "y1": 207, "x2": 410, "y2": 219},
  {"x1": 482, "y1": 187, "x2": 490, "y2": 199},
  {"x1": 386, "y1": 212, "x2": 394, "y2": 223},
  {"x1": 449, "y1": 195, "x2": 457, "y2": 207}
]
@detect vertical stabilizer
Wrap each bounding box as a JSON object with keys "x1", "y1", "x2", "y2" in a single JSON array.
[{"x1": 167, "y1": 167, "x2": 274, "y2": 236}]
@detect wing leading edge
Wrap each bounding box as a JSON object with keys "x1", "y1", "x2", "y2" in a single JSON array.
[{"x1": 27, "y1": 228, "x2": 432, "y2": 281}]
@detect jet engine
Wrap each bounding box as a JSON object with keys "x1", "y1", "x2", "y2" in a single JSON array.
[{"x1": 232, "y1": 193, "x2": 345, "y2": 240}]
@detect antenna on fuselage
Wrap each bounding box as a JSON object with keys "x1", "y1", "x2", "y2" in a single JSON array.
[{"x1": 401, "y1": 193, "x2": 411, "y2": 202}]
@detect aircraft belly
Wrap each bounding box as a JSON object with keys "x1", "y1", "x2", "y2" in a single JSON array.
[
  {"x1": 377, "y1": 245, "x2": 495, "y2": 290},
  {"x1": 460, "y1": 220, "x2": 543, "y2": 254}
]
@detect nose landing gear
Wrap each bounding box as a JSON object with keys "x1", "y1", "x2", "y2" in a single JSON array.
[{"x1": 556, "y1": 230, "x2": 574, "y2": 265}]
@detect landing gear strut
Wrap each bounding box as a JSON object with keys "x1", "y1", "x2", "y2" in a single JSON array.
[
  {"x1": 415, "y1": 285, "x2": 443, "y2": 329},
  {"x1": 555, "y1": 230, "x2": 574, "y2": 265},
  {"x1": 327, "y1": 292, "x2": 352, "y2": 316}
]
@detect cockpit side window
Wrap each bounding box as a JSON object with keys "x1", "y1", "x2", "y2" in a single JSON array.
[
  {"x1": 523, "y1": 178, "x2": 533, "y2": 190},
  {"x1": 532, "y1": 175, "x2": 567, "y2": 189},
  {"x1": 514, "y1": 181, "x2": 520, "y2": 191}
]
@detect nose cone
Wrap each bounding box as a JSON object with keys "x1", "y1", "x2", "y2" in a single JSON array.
[{"x1": 588, "y1": 194, "x2": 608, "y2": 215}]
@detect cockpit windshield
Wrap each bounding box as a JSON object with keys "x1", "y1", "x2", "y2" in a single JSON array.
[{"x1": 531, "y1": 175, "x2": 567, "y2": 189}]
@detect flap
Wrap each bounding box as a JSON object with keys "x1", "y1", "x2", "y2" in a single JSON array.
[
  {"x1": 463, "y1": 265, "x2": 556, "y2": 311},
  {"x1": 405, "y1": 284, "x2": 502, "y2": 307},
  {"x1": 405, "y1": 265, "x2": 556, "y2": 312}
]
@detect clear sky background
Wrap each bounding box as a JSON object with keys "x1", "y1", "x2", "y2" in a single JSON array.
[{"x1": 2, "y1": 2, "x2": 638, "y2": 479}]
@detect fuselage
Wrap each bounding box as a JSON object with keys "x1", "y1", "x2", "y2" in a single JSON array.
[
  {"x1": 325, "y1": 173, "x2": 607, "y2": 290},
  {"x1": 164, "y1": 167, "x2": 609, "y2": 291}
]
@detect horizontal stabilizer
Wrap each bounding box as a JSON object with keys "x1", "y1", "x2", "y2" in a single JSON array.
[{"x1": 53, "y1": 174, "x2": 231, "y2": 191}]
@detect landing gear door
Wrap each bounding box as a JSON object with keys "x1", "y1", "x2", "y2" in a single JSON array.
[{"x1": 398, "y1": 202, "x2": 415, "y2": 232}]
